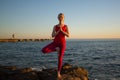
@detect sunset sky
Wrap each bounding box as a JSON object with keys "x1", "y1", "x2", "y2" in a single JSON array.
[{"x1": 0, "y1": 0, "x2": 120, "y2": 39}]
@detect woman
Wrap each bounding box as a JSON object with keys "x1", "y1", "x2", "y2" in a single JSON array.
[{"x1": 41, "y1": 13, "x2": 69, "y2": 78}]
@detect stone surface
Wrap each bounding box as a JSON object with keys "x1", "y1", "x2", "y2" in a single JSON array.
[{"x1": 0, "y1": 63, "x2": 89, "y2": 80}]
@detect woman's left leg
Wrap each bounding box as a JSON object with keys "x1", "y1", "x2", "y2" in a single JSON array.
[{"x1": 57, "y1": 44, "x2": 66, "y2": 78}]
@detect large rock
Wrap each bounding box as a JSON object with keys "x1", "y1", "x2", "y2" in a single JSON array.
[
  {"x1": 61, "y1": 63, "x2": 88, "y2": 80},
  {"x1": 0, "y1": 63, "x2": 89, "y2": 80}
]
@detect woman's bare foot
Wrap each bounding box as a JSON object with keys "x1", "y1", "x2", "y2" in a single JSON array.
[{"x1": 57, "y1": 71, "x2": 62, "y2": 79}]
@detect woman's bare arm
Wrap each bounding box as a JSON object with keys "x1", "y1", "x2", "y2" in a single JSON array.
[
  {"x1": 52, "y1": 26, "x2": 60, "y2": 37},
  {"x1": 60, "y1": 26, "x2": 69, "y2": 37}
]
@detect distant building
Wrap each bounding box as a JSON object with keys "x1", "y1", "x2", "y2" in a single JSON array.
[{"x1": 12, "y1": 34, "x2": 15, "y2": 39}]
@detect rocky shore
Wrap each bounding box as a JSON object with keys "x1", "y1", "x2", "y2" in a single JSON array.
[{"x1": 0, "y1": 63, "x2": 89, "y2": 80}]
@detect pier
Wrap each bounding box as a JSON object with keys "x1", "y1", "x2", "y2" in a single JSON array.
[{"x1": 0, "y1": 39, "x2": 52, "y2": 42}]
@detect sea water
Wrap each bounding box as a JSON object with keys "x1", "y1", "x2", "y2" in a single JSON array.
[{"x1": 0, "y1": 39, "x2": 120, "y2": 80}]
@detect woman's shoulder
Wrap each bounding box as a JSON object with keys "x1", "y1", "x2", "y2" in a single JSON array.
[
  {"x1": 53, "y1": 25, "x2": 59, "y2": 30},
  {"x1": 53, "y1": 25, "x2": 57, "y2": 28},
  {"x1": 64, "y1": 24, "x2": 68, "y2": 27},
  {"x1": 54, "y1": 24, "x2": 59, "y2": 27},
  {"x1": 64, "y1": 24, "x2": 68, "y2": 29}
]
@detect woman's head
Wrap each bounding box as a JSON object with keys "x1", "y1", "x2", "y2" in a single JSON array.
[{"x1": 58, "y1": 13, "x2": 64, "y2": 21}]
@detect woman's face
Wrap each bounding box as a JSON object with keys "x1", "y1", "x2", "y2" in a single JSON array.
[{"x1": 58, "y1": 14, "x2": 64, "y2": 21}]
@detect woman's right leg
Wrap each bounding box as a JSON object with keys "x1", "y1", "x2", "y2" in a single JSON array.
[{"x1": 41, "y1": 42, "x2": 57, "y2": 53}]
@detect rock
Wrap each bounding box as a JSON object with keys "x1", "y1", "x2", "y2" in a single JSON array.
[
  {"x1": 13, "y1": 72, "x2": 39, "y2": 80},
  {"x1": 62, "y1": 63, "x2": 72, "y2": 69},
  {"x1": 61, "y1": 63, "x2": 88, "y2": 80},
  {"x1": 0, "y1": 65, "x2": 17, "y2": 70},
  {"x1": 0, "y1": 63, "x2": 89, "y2": 80},
  {"x1": 17, "y1": 67, "x2": 33, "y2": 73},
  {"x1": 37, "y1": 68, "x2": 58, "y2": 80}
]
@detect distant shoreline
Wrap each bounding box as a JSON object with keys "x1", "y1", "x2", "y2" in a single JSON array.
[
  {"x1": 0, "y1": 39, "x2": 52, "y2": 42},
  {"x1": 0, "y1": 38, "x2": 120, "y2": 42}
]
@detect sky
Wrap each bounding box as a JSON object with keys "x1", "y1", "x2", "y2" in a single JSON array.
[{"x1": 0, "y1": 0, "x2": 120, "y2": 39}]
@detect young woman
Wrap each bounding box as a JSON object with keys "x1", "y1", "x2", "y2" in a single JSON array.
[{"x1": 41, "y1": 13, "x2": 69, "y2": 78}]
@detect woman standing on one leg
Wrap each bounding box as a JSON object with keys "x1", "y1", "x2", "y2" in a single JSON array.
[{"x1": 41, "y1": 13, "x2": 69, "y2": 78}]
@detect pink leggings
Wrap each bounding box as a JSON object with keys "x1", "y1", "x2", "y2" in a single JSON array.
[{"x1": 41, "y1": 42, "x2": 66, "y2": 72}]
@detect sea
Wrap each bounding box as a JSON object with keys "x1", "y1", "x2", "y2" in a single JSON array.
[{"x1": 0, "y1": 39, "x2": 120, "y2": 80}]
